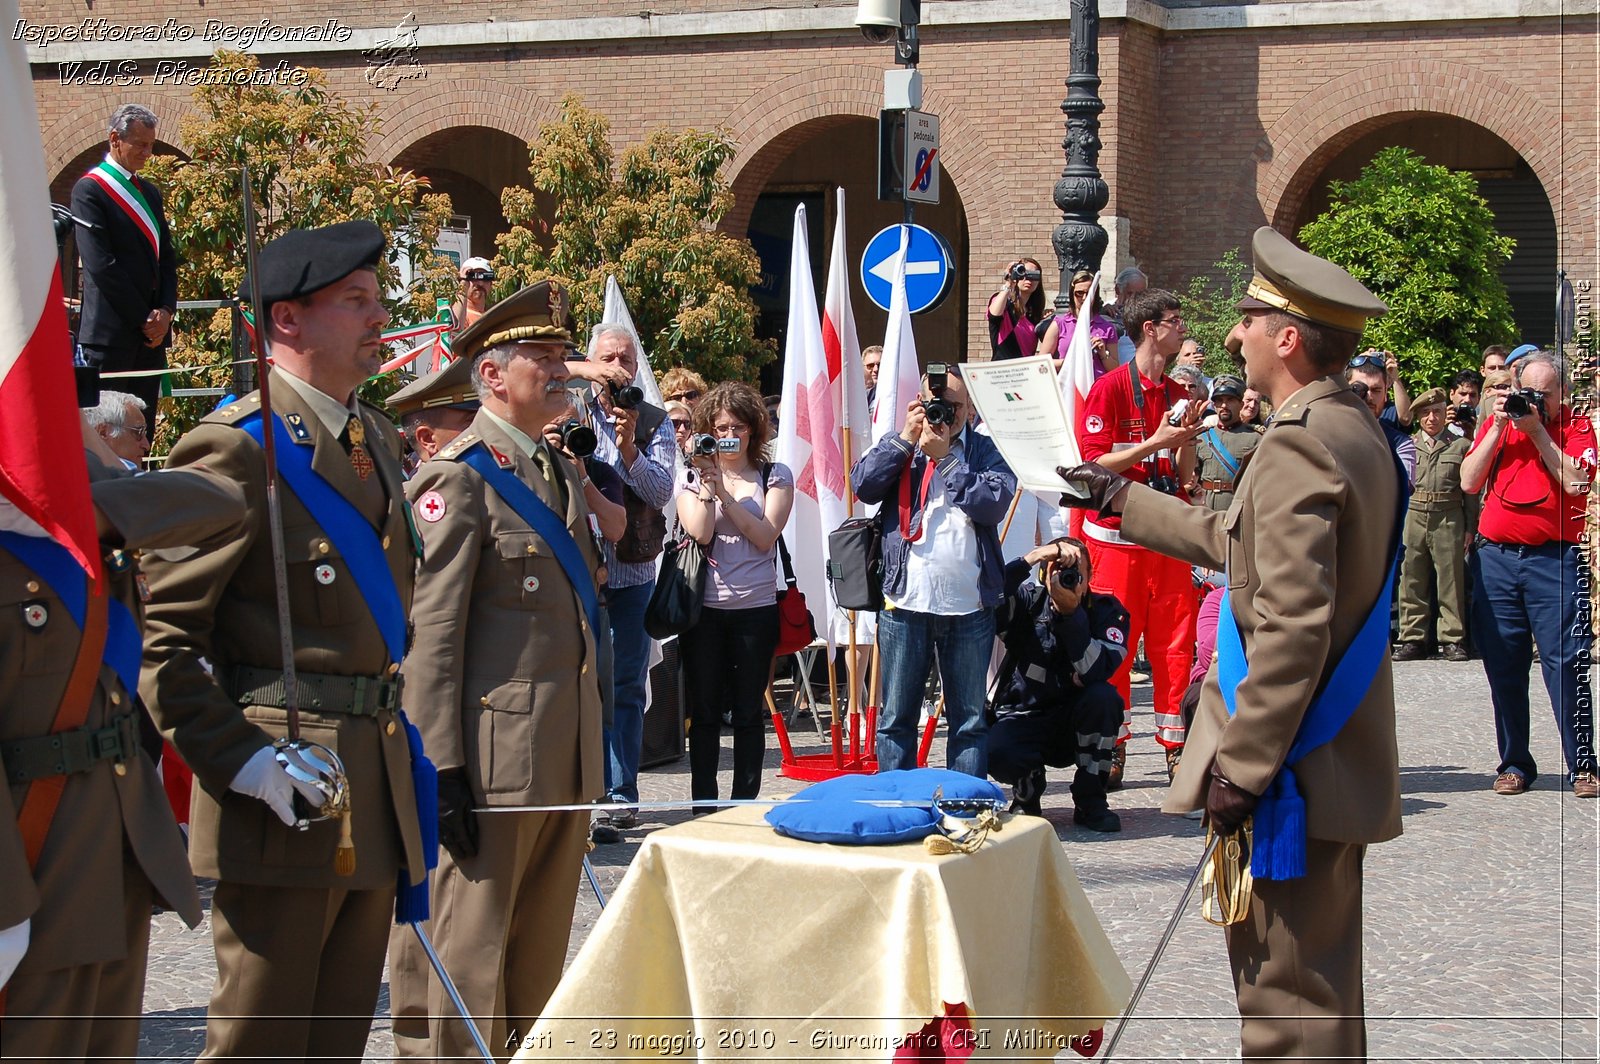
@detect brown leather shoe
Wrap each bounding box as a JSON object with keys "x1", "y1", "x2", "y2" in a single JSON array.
[
  {"x1": 1106, "y1": 745, "x2": 1126, "y2": 792},
  {"x1": 1440, "y1": 643, "x2": 1470, "y2": 662},
  {"x1": 1574, "y1": 772, "x2": 1599, "y2": 799},
  {"x1": 1392, "y1": 641, "x2": 1429, "y2": 662},
  {"x1": 1165, "y1": 745, "x2": 1183, "y2": 783},
  {"x1": 1493, "y1": 771, "x2": 1529, "y2": 795}
]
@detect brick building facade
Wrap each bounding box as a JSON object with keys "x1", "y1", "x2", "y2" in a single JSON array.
[{"x1": 25, "y1": 0, "x2": 1598, "y2": 368}]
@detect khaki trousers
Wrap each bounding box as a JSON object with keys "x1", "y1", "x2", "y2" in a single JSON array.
[
  {"x1": 201, "y1": 879, "x2": 394, "y2": 1062},
  {"x1": 1226, "y1": 838, "x2": 1367, "y2": 1063},
  {"x1": 391, "y1": 809, "x2": 589, "y2": 1062},
  {"x1": 1398, "y1": 507, "x2": 1467, "y2": 644},
  {"x1": 1, "y1": 854, "x2": 153, "y2": 1062}
]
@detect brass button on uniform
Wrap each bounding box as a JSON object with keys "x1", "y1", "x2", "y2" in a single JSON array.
[
  {"x1": 114, "y1": 763, "x2": 127, "y2": 776},
  {"x1": 110, "y1": 692, "x2": 122, "y2": 706},
  {"x1": 382, "y1": 535, "x2": 391, "y2": 549},
  {"x1": 318, "y1": 541, "x2": 331, "y2": 555},
  {"x1": 386, "y1": 721, "x2": 396, "y2": 735},
  {"x1": 25, "y1": 580, "x2": 39, "y2": 594},
  {"x1": 480, "y1": 695, "x2": 491, "y2": 707},
  {"x1": 525, "y1": 545, "x2": 537, "y2": 555}
]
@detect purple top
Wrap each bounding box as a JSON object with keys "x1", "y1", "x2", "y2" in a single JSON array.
[
  {"x1": 702, "y1": 462, "x2": 793, "y2": 608},
  {"x1": 1054, "y1": 314, "x2": 1120, "y2": 378}
]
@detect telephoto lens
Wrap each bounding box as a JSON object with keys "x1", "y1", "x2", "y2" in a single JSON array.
[
  {"x1": 692, "y1": 433, "x2": 718, "y2": 457},
  {"x1": 558, "y1": 419, "x2": 597, "y2": 459},
  {"x1": 609, "y1": 381, "x2": 644, "y2": 410},
  {"x1": 921, "y1": 397, "x2": 955, "y2": 426}
]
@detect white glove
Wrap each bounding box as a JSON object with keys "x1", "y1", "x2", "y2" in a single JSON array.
[
  {"x1": 229, "y1": 746, "x2": 326, "y2": 827},
  {"x1": 0, "y1": 918, "x2": 30, "y2": 990}
]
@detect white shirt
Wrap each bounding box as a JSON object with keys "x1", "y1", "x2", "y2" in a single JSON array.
[{"x1": 889, "y1": 453, "x2": 983, "y2": 616}]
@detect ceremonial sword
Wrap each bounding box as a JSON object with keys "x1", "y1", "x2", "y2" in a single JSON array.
[{"x1": 1099, "y1": 831, "x2": 1221, "y2": 1064}]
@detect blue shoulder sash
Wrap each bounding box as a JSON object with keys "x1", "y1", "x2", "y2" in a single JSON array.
[
  {"x1": 238, "y1": 412, "x2": 408, "y2": 665},
  {"x1": 1202, "y1": 427, "x2": 1241, "y2": 481},
  {"x1": 459, "y1": 445, "x2": 600, "y2": 634},
  {"x1": 1215, "y1": 449, "x2": 1408, "y2": 880},
  {"x1": 0, "y1": 531, "x2": 142, "y2": 694}
]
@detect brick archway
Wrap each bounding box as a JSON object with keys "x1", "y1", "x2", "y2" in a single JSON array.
[
  {"x1": 44, "y1": 94, "x2": 197, "y2": 190},
  {"x1": 370, "y1": 80, "x2": 554, "y2": 163},
  {"x1": 1259, "y1": 60, "x2": 1566, "y2": 243}
]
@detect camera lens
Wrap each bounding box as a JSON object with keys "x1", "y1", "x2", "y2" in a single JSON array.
[
  {"x1": 1504, "y1": 393, "x2": 1529, "y2": 419},
  {"x1": 921, "y1": 398, "x2": 955, "y2": 426},
  {"x1": 609, "y1": 382, "x2": 644, "y2": 410},
  {"x1": 558, "y1": 419, "x2": 597, "y2": 459},
  {"x1": 692, "y1": 433, "x2": 717, "y2": 457}
]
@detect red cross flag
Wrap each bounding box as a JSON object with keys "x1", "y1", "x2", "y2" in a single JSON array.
[{"x1": 0, "y1": 0, "x2": 100, "y2": 579}]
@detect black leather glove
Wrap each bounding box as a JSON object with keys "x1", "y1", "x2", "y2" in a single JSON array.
[
  {"x1": 1057, "y1": 463, "x2": 1132, "y2": 519},
  {"x1": 1205, "y1": 765, "x2": 1259, "y2": 835},
  {"x1": 436, "y1": 768, "x2": 480, "y2": 861}
]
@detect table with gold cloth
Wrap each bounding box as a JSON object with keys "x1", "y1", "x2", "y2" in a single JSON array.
[{"x1": 514, "y1": 806, "x2": 1131, "y2": 1061}]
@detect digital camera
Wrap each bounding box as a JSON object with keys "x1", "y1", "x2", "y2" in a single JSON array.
[
  {"x1": 557, "y1": 419, "x2": 597, "y2": 459},
  {"x1": 609, "y1": 381, "x2": 644, "y2": 410},
  {"x1": 921, "y1": 362, "x2": 957, "y2": 426},
  {"x1": 1503, "y1": 388, "x2": 1547, "y2": 421}
]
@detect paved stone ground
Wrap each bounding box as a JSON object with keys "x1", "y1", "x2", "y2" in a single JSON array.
[{"x1": 137, "y1": 658, "x2": 1599, "y2": 1062}]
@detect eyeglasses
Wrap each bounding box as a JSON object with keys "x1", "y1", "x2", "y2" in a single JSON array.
[
  {"x1": 713, "y1": 423, "x2": 750, "y2": 436},
  {"x1": 1347, "y1": 354, "x2": 1386, "y2": 371},
  {"x1": 669, "y1": 390, "x2": 702, "y2": 402},
  {"x1": 118, "y1": 423, "x2": 150, "y2": 440},
  {"x1": 1157, "y1": 315, "x2": 1184, "y2": 326}
]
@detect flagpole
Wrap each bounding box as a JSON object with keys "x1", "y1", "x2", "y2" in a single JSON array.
[{"x1": 997, "y1": 489, "x2": 1025, "y2": 546}]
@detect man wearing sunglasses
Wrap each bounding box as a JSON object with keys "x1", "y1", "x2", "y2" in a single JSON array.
[{"x1": 1460, "y1": 350, "x2": 1598, "y2": 800}]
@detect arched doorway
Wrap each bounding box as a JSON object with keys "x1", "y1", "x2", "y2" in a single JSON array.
[
  {"x1": 1282, "y1": 114, "x2": 1557, "y2": 346},
  {"x1": 738, "y1": 114, "x2": 968, "y2": 396},
  {"x1": 392, "y1": 126, "x2": 539, "y2": 262},
  {"x1": 50, "y1": 138, "x2": 185, "y2": 205}
]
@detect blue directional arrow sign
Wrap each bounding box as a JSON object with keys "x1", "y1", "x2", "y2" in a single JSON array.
[{"x1": 859, "y1": 223, "x2": 954, "y2": 315}]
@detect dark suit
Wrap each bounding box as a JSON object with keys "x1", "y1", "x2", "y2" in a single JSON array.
[
  {"x1": 139, "y1": 370, "x2": 425, "y2": 1061},
  {"x1": 71, "y1": 160, "x2": 179, "y2": 434}
]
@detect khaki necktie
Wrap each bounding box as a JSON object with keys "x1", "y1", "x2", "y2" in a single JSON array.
[{"x1": 532, "y1": 443, "x2": 568, "y2": 510}]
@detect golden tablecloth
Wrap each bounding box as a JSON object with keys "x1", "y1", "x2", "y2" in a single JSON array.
[{"x1": 514, "y1": 806, "x2": 1130, "y2": 1061}]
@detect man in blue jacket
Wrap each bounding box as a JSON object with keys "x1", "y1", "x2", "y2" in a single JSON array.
[{"x1": 852, "y1": 365, "x2": 1016, "y2": 777}]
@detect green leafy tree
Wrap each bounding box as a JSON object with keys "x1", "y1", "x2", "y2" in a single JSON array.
[
  {"x1": 1298, "y1": 146, "x2": 1516, "y2": 390},
  {"x1": 496, "y1": 94, "x2": 773, "y2": 383},
  {"x1": 1179, "y1": 248, "x2": 1251, "y2": 379},
  {"x1": 142, "y1": 50, "x2": 457, "y2": 449}
]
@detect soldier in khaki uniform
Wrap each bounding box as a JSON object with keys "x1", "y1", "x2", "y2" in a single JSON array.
[
  {"x1": 392, "y1": 282, "x2": 604, "y2": 1060},
  {"x1": 139, "y1": 221, "x2": 426, "y2": 1061},
  {"x1": 1394, "y1": 388, "x2": 1471, "y2": 662},
  {"x1": 388, "y1": 356, "x2": 480, "y2": 474},
  {"x1": 1191, "y1": 374, "x2": 1262, "y2": 512},
  {"x1": 0, "y1": 444, "x2": 244, "y2": 1058},
  {"x1": 1063, "y1": 227, "x2": 1401, "y2": 1063}
]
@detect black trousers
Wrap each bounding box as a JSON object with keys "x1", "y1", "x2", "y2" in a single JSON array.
[
  {"x1": 82, "y1": 342, "x2": 163, "y2": 438},
  {"x1": 681, "y1": 603, "x2": 779, "y2": 801},
  {"x1": 987, "y1": 681, "x2": 1122, "y2": 813}
]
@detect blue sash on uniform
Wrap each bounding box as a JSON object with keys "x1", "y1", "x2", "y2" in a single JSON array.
[
  {"x1": 238, "y1": 412, "x2": 408, "y2": 665},
  {"x1": 1214, "y1": 451, "x2": 1408, "y2": 880},
  {"x1": 0, "y1": 531, "x2": 142, "y2": 693},
  {"x1": 460, "y1": 445, "x2": 600, "y2": 634},
  {"x1": 1202, "y1": 427, "x2": 1242, "y2": 481}
]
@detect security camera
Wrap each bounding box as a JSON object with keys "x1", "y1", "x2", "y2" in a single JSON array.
[{"x1": 856, "y1": 0, "x2": 904, "y2": 44}]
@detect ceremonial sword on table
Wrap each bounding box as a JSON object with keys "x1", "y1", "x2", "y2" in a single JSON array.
[{"x1": 238, "y1": 166, "x2": 496, "y2": 1064}]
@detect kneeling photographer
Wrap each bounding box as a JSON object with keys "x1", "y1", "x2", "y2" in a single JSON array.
[{"x1": 987, "y1": 538, "x2": 1129, "y2": 832}]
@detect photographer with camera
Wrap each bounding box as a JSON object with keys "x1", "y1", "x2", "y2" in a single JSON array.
[
  {"x1": 987, "y1": 537, "x2": 1129, "y2": 832},
  {"x1": 449, "y1": 257, "x2": 497, "y2": 333},
  {"x1": 986, "y1": 257, "x2": 1050, "y2": 361},
  {"x1": 1461, "y1": 350, "x2": 1599, "y2": 799},
  {"x1": 565, "y1": 324, "x2": 678, "y2": 838},
  {"x1": 852, "y1": 364, "x2": 1016, "y2": 778},
  {"x1": 677, "y1": 383, "x2": 793, "y2": 803},
  {"x1": 1445, "y1": 369, "x2": 1483, "y2": 440},
  {"x1": 1079, "y1": 289, "x2": 1204, "y2": 786}
]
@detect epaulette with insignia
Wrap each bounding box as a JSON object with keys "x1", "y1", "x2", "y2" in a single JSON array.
[
  {"x1": 201, "y1": 392, "x2": 263, "y2": 426},
  {"x1": 437, "y1": 433, "x2": 480, "y2": 462}
]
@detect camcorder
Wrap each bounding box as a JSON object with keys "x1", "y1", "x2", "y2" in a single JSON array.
[
  {"x1": 691, "y1": 434, "x2": 741, "y2": 457},
  {"x1": 921, "y1": 363, "x2": 957, "y2": 426},
  {"x1": 557, "y1": 419, "x2": 597, "y2": 459},
  {"x1": 1503, "y1": 388, "x2": 1547, "y2": 420},
  {"x1": 608, "y1": 381, "x2": 645, "y2": 410},
  {"x1": 1007, "y1": 262, "x2": 1041, "y2": 283}
]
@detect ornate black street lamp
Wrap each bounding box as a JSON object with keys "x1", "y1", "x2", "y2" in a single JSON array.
[{"x1": 1051, "y1": 0, "x2": 1110, "y2": 311}]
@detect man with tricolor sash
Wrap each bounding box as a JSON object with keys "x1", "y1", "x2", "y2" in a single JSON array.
[
  {"x1": 138, "y1": 221, "x2": 427, "y2": 1060},
  {"x1": 1062, "y1": 227, "x2": 1402, "y2": 1063},
  {"x1": 71, "y1": 104, "x2": 178, "y2": 440},
  {"x1": 391, "y1": 281, "x2": 605, "y2": 1059}
]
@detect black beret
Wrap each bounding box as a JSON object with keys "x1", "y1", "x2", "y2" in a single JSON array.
[{"x1": 238, "y1": 220, "x2": 386, "y2": 309}]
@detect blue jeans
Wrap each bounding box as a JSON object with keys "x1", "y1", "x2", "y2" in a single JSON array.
[
  {"x1": 876, "y1": 607, "x2": 994, "y2": 778},
  {"x1": 605, "y1": 580, "x2": 655, "y2": 803},
  {"x1": 1471, "y1": 541, "x2": 1597, "y2": 783}
]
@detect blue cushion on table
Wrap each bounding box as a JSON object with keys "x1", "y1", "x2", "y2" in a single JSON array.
[{"x1": 764, "y1": 768, "x2": 1005, "y2": 844}]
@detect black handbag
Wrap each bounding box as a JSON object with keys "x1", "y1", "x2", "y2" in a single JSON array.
[
  {"x1": 645, "y1": 531, "x2": 709, "y2": 639},
  {"x1": 826, "y1": 511, "x2": 886, "y2": 612}
]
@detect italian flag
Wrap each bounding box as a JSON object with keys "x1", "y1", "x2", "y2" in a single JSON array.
[{"x1": 0, "y1": 0, "x2": 101, "y2": 578}]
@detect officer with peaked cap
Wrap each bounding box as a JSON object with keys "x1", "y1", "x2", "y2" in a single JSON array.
[
  {"x1": 1192, "y1": 373, "x2": 1261, "y2": 512},
  {"x1": 387, "y1": 357, "x2": 479, "y2": 474},
  {"x1": 392, "y1": 280, "x2": 604, "y2": 1059},
  {"x1": 1061, "y1": 226, "x2": 1400, "y2": 1062},
  {"x1": 139, "y1": 220, "x2": 426, "y2": 1060}
]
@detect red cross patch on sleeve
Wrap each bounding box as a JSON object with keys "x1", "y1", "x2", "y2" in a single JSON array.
[{"x1": 417, "y1": 490, "x2": 447, "y2": 523}]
